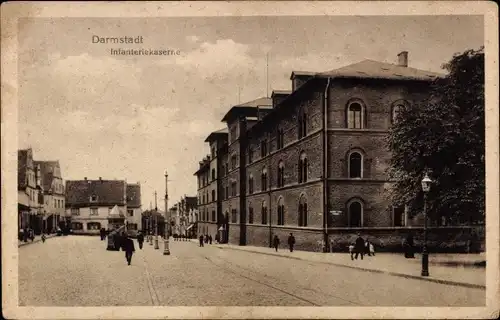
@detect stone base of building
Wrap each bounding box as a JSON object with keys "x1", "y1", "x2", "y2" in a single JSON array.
[{"x1": 225, "y1": 225, "x2": 485, "y2": 254}]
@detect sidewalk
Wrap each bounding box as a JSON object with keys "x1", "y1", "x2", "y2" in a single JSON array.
[
  {"x1": 18, "y1": 234, "x2": 58, "y2": 247},
  {"x1": 195, "y1": 240, "x2": 486, "y2": 289}
]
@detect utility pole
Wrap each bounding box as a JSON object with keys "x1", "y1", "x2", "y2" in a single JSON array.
[
  {"x1": 163, "y1": 170, "x2": 171, "y2": 255},
  {"x1": 149, "y1": 201, "x2": 153, "y2": 244},
  {"x1": 154, "y1": 191, "x2": 159, "y2": 249}
]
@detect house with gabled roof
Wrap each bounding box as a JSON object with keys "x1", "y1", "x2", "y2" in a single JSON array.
[
  {"x1": 34, "y1": 160, "x2": 66, "y2": 233},
  {"x1": 65, "y1": 177, "x2": 142, "y2": 235}
]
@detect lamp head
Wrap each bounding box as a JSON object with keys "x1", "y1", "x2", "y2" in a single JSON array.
[{"x1": 421, "y1": 173, "x2": 432, "y2": 193}]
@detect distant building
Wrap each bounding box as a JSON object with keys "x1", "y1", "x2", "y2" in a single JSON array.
[
  {"x1": 172, "y1": 195, "x2": 197, "y2": 237},
  {"x1": 65, "y1": 178, "x2": 141, "y2": 235},
  {"x1": 195, "y1": 52, "x2": 446, "y2": 251},
  {"x1": 18, "y1": 148, "x2": 44, "y2": 233},
  {"x1": 34, "y1": 160, "x2": 66, "y2": 233}
]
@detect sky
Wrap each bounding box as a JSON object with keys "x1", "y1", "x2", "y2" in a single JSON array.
[{"x1": 17, "y1": 15, "x2": 484, "y2": 211}]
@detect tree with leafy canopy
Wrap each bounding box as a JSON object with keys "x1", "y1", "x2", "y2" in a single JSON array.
[{"x1": 387, "y1": 47, "x2": 485, "y2": 225}]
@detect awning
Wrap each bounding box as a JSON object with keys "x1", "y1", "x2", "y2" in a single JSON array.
[{"x1": 186, "y1": 224, "x2": 195, "y2": 231}]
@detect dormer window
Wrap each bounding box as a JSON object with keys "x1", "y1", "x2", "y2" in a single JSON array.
[{"x1": 90, "y1": 195, "x2": 98, "y2": 202}]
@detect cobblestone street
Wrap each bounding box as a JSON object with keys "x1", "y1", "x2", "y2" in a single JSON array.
[{"x1": 19, "y1": 236, "x2": 485, "y2": 307}]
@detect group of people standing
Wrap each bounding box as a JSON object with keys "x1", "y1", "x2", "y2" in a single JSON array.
[
  {"x1": 272, "y1": 233, "x2": 296, "y2": 252},
  {"x1": 199, "y1": 234, "x2": 213, "y2": 247},
  {"x1": 348, "y1": 233, "x2": 375, "y2": 260}
]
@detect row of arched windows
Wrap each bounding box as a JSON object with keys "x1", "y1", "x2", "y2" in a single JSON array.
[
  {"x1": 244, "y1": 195, "x2": 308, "y2": 227},
  {"x1": 347, "y1": 100, "x2": 406, "y2": 129},
  {"x1": 248, "y1": 152, "x2": 309, "y2": 194}
]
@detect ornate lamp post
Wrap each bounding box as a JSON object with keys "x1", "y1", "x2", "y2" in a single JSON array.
[
  {"x1": 163, "y1": 170, "x2": 171, "y2": 255},
  {"x1": 421, "y1": 173, "x2": 432, "y2": 277}
]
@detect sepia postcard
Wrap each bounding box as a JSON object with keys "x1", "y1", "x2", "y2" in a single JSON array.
[{"x1": 1, "y1": 1, "x2": 499, "y2": 319}]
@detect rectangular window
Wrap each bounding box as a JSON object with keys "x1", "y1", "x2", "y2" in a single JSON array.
[
  {"x1": 231, "y1": 181, "x2": 237, "y2": 197},
  {"x1": 71, "y1": 208, "x2": 80, "y2": 215},
  {"x1": 231, "y1": 209, "x2": 237, "y2": 223},
  {"x1": 248, "y1": 207, "x2": 254, "y2": 224},
  {"x1": 393, "y1": 207, "x2": 406, "y2": 227},
  {"x1": 225, "y1": 186, "x2": 229, "y2": 199},
  {"x1": 211, "y1": 210, "x2": 216, "y2": 222},
  {"x1": 248, "y1": 177, "x2": 254, "y2": 194},
  {"x1": 90, "y1": 208, "x2": 98, "y2": 216},
  {"x1": 127, "y1": 209, "x2": 134, "y2": 217},
  {"x1": 231, "y1": 155, "x2": 237, "y2": 169}
]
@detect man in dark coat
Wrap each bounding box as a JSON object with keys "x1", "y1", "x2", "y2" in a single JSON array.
[
  {"x1": 404, "y1": 233, "x2": 415, "y2": 258},
  {"x1": 199, "y1": 235, "x2": 204, "y2": 247},
  {"x1": 208, "y1": 235, "x2": 213, "y2": 245},
  {"x1": 122, "y1": 234, "x2": 135, "y2": 265},
  {"x1": 137, "y1": 231, "x2": 144, "y2": 249},
  {"x1": 354, "y1": 233, "x2": 365, "y2": 260},
  {"x1": 288, "y1": 233, "x2": 296, "y2": 252}
]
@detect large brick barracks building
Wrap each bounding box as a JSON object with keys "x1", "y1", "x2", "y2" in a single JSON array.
[{"x1": 195, "y1": 52, "x2": 447, "y2": 251}]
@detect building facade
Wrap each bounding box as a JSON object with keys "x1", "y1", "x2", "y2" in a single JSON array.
[
  {"x1": 195, "y1": 52, "x2": 456, "y2": 251},
  {"x1": 194, "y1": 156, "x2": 216, "y2": 238},
  {"x1": 65, "y1": 178, "x2": 142, "y2": 235},
  {"x1": 18, "y1": 148, "x2": 44, "y2": 234},
  {"x1": 34, "y1": 160, "x2": 67, "y2": 233}
]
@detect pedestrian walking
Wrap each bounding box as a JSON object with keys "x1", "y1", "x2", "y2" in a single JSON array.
[
  {"x1": 348, "y1": 243, "x2": 355, "y2": 260},
  {"x1": 199, "y1": 235, "x2": 204, "y2": 247},
  {"x1": 354, "y1": 233, "x2": 365, "y2": 260},
  {"x1": 369, "y1": 241, "x2": 375, "y2": 256},
  {"x1": 137, "y1": 231, "x2": 144, "y2": 249},
  {"x1": 41, "y1": 233, "x2": 46, "y2": 243},
  {"x1": 208, "y1": 235, "x2": 213, "y2": 245},
  {"x1": 29, "y1": 229, "x2": 35, "y2": 242},
  {"x1": 287, "y1": 233, "x2": 296, "y2": 252},
  {"x1": 403, "y1": 232, "x2": 415, "y2": 258},
  {"x1": 122, "y1": 234, "x2": 135, "y2": 266},
  {"x1": 273, "y1": 235, "x2": 280, "y2": 252}
]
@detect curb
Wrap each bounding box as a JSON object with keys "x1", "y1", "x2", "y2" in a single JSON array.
[
  {"x1": 18, "y1": 234, "x2": 58, "y2": 247},
  {"x1": 214, "y1": 245, "x2": 486, "y2": 290}
]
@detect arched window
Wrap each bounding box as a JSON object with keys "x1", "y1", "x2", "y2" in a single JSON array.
[
  {"x1": 298, "y1": 195, "x2": 308, "y2": 227},
  {"x1": 277, "y1": 161, "x2": 285, "y2": 188},
  {"x1": 277, "y1": 197, "x2": 285, "y2": 225},
  {"x1": 248, "y1": 205, "x2": 254, "y2": 224},
  {"x1": 261, "y1": 201, "x2": 268, "y2": 224},
  {"x1": 349, "y1": 151, "x2": 362, "y2": 178},
  {"x1": 277, "y1": 128, "x2": 284, "y2": 150},
  {"x1": 298, "y1": 152, "x2": 308, "y2": 183},
  {"x1": 261, "y1": 168, "x2": 268, "y2": 191},
  {"x1": 392, "y1": 104, "x2": 404, "y2": 124},
  {"x1": 298, "y1": 109, "x2": 307, "y2": 139},
  {"x1": 347, "y1": 101, "x2": 365, "y2": 129},
  {"x1": 248, "y1": 175, "x2": 254, "y2": 194},
  {"x1": 348, "y1": 200, "x2": 363, "y2": 227}
]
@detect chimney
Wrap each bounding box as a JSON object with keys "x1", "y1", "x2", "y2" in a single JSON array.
[
  {"x1": 397, "y1": 51, "x2": 408, "y2": 67},
  {"x1": 99, "y1": 177, "x2": 102, "y2": 181},
  {"x1": 84, "y1": 177, "x2": 87, "y2": 180}
]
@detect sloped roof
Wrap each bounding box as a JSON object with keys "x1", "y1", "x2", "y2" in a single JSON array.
[
  {"x1": 221, "y1": 97, "x2": 272, "y2": 122},
  {"x1": 317, "y1": 59, "x2": 445, "y2": 81},
  {"x1": 34, "y1": 161, "x2": 61, "y2": 192},
  {"x1": 204, "y1": 127, "x2": 229, "y2": 142},
  {"x1": 18, "y1": 150, "x2": 29, "y2": 189},
  {"x1": 126, "y1": 184, "x2": 141, "y2": 208},
  {"x1": 66, "y1": 179, "x2": 126, "y2": 206}
]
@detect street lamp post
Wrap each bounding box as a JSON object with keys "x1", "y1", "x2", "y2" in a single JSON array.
[
  {"x1": 154, "y1": 191, "x2": 159, "y2": 249},
  {"x1": 421, "y1": 173, "x2": 432, "y2": 277},
  {"x1": 163, "y1": 170, "x2": 171, "y2": 255}
]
